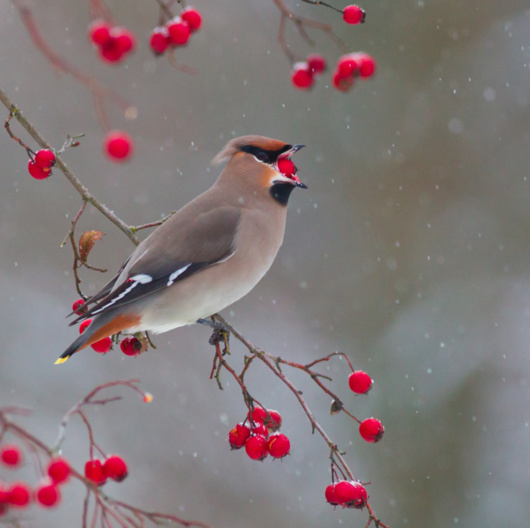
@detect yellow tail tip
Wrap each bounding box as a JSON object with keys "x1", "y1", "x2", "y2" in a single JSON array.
[{"x1": 54, "y1": 356, "x2": 69, "y2": 365}]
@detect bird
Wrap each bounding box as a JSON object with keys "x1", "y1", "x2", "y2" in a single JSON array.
[{"x1": 55, "y1": 135, "x2": 306, "y2": 364}]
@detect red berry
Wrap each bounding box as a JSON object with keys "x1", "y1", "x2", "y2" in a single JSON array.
[
  {"x1": 120, "y1": 337, "x2": 141, "y2": 357},
  {"x1": 112, "y1": 27, "x2": 136, "y2": 54},
  {"x1": 277, "y1": 158, "x2": 297, "y2": 177},
  {"x1": 181, "y1": 7, "x2": 202, "y2": 32},
  {"x1": 167, "y1": 17, "x2": 191, "y2": 46},
  {"x1": 325, "y1": 483, "x2": 339, "y2": 505},
  {"x1": 72, "y1": 298, "x2": 86, "y2": 315},
  {"x1": 307, "y1": 54, "x2": 326, "y2": 74},
  {"x1": 249, "y1": 407, "x2": 268, "y2": 424},
  {"x1": 0, "y1": 485, "x2": 10, "y2": 503},
  {"x1": 332, "y1": 70, "x2": 354, "y2": 92},
  {"x1": 89, "y1": 20, "x2": 111, "y2": 45},
  {"x1": 150, "y1": 27, "x2": 170, "y2": 55},
  {"x1": 291, "y1": 63, "x2": 314, "y2": 90},
  {"x1": 245, "y1": 435, "x2": 269, "y2": 461},
  {"x1": 7, "y1": 483, "x2": 30, "y2": 507},
  {"x1": 354, "y1": 53, "x2": 376, "y2": 78},
  {"x1": 348, "y1": 370, "x2": 373, "y2": 394},
  {"x1": 84, "y1": 459, "x2": 107, "y2": 485},
  {"x1": 36, "y1": 483, "x2": 60, "y2": 507},
  {"x1": 337, "y1": 56, "x2": 359, "y2": 78},
  {"x1": 104, "y1": 131, "x2": 133, "y2": 162},
  {"x1": 1, "y1": 445, "x2": 22, "y2": 467},
  {"x1": 99, "y1": 38, "x2": 125, "y2": 63},
  {"x1": 343, "y1": 5, "x2": 366, "y2": 25},
  {"x1": 266, "y1": 410, "x2": 282, "y2": 431},
  {"x1": 250, "y1": 422, "x2": 269, "y2": 438},
  {"x1": 228, "y1": 423, "x2": 251, "y2": 449},
  {"x1": 34, "y1": 149, "x2": 56, "y2": 169},
  {"x1": 334, "y1": 480, "x2": 367, "y2": 509},
  {"x1": 267, "y1": 433, "x2": 290, "y2": 458},
  {"x1": 91, "y1": 336, "x2": 112, "y2": 354},
  {"x1": 28, "y1": 160, "x2": 51, "y2": 180},
  {"x1": 359, "y1": 418, "x2": 384, "y2": 443},
  {"x1": 103, "y1": 455, "x2": 128, "y2": 482},
  {"x1": 47, "y1": 458, "x2": 70, "y2": 484},
  {"x1": 79, "y1": 319, "x2": 92, "y2": 334}
]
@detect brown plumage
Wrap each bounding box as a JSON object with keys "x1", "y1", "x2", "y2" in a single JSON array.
[{"x1": 56, "y1": 135, "x2": 306, "y2": 364}]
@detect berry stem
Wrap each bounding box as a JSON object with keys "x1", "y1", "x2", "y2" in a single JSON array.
[
  {"x1": 300, "y1": 0, "x2": 344, "y2": 15},
  {"x1": 0, "y1": 88, "x2": 140, "y2": 245}
]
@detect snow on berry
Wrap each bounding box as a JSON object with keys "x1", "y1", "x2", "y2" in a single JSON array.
[
  {"x1": 181, "y1": 7, "x2": 202, "y2": 32},
  {"x1": 150, "y1": 27, "x2": 170, "y2": 55},
  {"x1": 250, "y1": 422, "x2": 269, "y2": 438},
  {"x1": 359, "y1": 418, "x2": 384, "y2": 443},
  {"x1": 91, "y1": 336, "x2": 112, "y2": 354},
  {"x1": 335, "y1": 480, "x2": 368, "y2": 509},
  {"x1": 34, "y1": 149, "x2": 56, "y2": 169},
  {"x1": 28, "y1": 160, "x2": 51, "y2": 180},
  {"x1": 291, "y1": 63, "x2": 314, "y2": 90},
  {"x1": 245, "y1": 435, "x2": 269, "y2": 461},
  {"x1": 36, "y1": 483, "x2": 60, "y2": 508},
  {"x1": 103, "y1": 455, "x2": 128, "y2": 482},
  {"x1": 1, "y1": 445, "x2": 22, "y2": 467},
  {"x1": 228, "y1": 423, "x2": 251, "y2": 449},
  {"x1": 84, "y1": 459, "x2": 107, "y2": 486},
  {"x1": 348, "y1": 370, "x2": 373, "y2": 394},
  {"x1": 354, "y1": 52, "x2": 376, "y2": 78},
  {"x1": 343, "y1": 5, "x2": 366, "y2": 25},
  {"x1": 104, "y1": 131, "x2": 134, "y2": 162},
  {"x1": 167, "y1": 17, "x2": 191, "y2": 46},
  {"x1": 267, "y1": 433, "x2": 290, "y2": 459},
  {"x1": 47, "y1": 458, "x2": 70, "y2": 484}
]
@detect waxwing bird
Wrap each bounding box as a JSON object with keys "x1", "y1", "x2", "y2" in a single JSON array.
[{"x1": 56, "y1": 135, "x2": 306, "y2": 364}]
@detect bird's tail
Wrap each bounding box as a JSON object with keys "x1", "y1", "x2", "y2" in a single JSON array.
[
  {"x1": 55, "y1": 333, "x2": 91, "y2": 364},
  {"x1": 55, "y1": 311, "x2": 140, "y2": 365}
]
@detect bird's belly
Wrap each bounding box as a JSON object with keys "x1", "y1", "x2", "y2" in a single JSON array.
[{"x1": 137, "y1": 252, "x2": 275, "y2": 334}]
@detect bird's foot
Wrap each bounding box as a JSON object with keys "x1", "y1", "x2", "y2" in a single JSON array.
[{"x1": 197, "y1": 318, "x2": 231, "y2": 355}]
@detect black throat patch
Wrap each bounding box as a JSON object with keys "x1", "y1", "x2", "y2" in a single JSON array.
[{"x1": 270, "y1": 182, "x2": 295, "y2": 206}]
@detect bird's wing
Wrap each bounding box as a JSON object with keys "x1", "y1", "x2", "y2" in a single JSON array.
[
  {"x1": 66, "y1": 257, "x2": 132, "y2": 318},
  {"x1": 70, "y1": 206, "x2": 241, "y2": 325}
]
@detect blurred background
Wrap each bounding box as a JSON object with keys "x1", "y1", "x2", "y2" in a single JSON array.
[{"x1": 1, "y1": 0, "x2": 529, "y2": 526}]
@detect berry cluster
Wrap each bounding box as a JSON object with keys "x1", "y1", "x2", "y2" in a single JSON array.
[
  {"x1": 149, "y1": 7, "x2": 202, "y2": 56},
  {"x1": 88, "y1": 21, "x2": 136, "y2": 63},
  {"x1": 72, "y1": 299, "x2": 143, "y2": 357},
  {"x1": 27, "y1": 149, "x2": 55, "y2": 180},
  {"x1": 228, "y1": 408, "x2": 290, "y2": 461},
  {"x1": 325, "y1": 480, "x2": 367, "y2": 509},
  {"x1": 84, "y1": 455, "x2": 128, "y2": 486},
  {"x1": 291, "y1": 54, "x2": 327, "y2": 90},
  {"x1": 290, "y1": 52, "x2": 375, "y2": 92},
  {"x1": 0, "y1": 444, "x2": 70, "y2": 514},
  {"x1": 332, "y1": 52, "x2": 376, "y2": 92}
]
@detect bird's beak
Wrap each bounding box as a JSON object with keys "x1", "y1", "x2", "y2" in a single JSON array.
[{"x1": 276, "y1": 144, "x2": 308, "y2": 189}]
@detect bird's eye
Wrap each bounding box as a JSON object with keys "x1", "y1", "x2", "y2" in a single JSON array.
[{"x1": 255, "y1": 150, "x2": 269, "y2": 163}]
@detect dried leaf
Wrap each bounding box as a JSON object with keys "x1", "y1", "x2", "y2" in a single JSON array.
[{"x1": 79, "y1": 230, "x2": 105, "y2": 262}]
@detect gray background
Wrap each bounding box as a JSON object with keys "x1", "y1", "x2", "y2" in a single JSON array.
[{"x1": 1, "y1": 0, "x2": 529, "y2": 526}]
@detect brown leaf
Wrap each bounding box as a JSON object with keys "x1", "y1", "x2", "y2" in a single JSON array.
[{"x1": 79, "y1": 230, "x2": 105, "y2": 262}]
